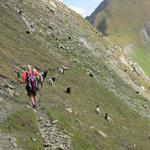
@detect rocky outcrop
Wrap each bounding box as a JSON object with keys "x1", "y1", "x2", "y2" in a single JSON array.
[
  {"x1": 0, "y1": 77, "x2": 18, "y2": 98},
  {"x1": 140, "y1": 22, "x2": 150, "y2": 44},
  {"x1": 0, "y1": 133, "x2": 22, "y2": 150},
  {"x1": 16, "y1": 8, "x2": 35, "y2": 34},
  {"x1": 119, "y1": 54, "x2": 145, "y2": 77}
]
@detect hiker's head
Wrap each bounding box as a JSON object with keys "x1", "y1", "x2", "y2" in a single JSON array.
[
  {"x1": 27, "y1": 65, "x2": 32, "y2": 71},
  {"x1": 33, "y1": 68, "x2": 37, "y2": 73}
]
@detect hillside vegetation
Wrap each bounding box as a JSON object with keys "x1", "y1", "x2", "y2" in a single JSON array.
[
  {"x1": 0, "y1": 0, "x2": 150, "y2": 150},
  {"x1": 86, "y1": 0, "x2": 150, "y2": 75}
]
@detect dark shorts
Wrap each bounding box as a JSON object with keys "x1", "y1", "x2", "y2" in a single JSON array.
[{"x1": 26, "y1": 86, "x2": 37, "y2": 97}]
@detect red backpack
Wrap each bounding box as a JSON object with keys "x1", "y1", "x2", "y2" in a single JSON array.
[{"x1": 26, "y1": 71, "x2": 38, "y2": 91}]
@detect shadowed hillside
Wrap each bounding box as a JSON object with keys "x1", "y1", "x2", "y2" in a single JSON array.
[{"x1": 0, "y1": 0, "x2": 150, "y2": 150}]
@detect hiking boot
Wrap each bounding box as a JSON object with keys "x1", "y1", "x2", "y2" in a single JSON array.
[{"x1": 32, "y1": 104, "x2": 36, "y2": 109}]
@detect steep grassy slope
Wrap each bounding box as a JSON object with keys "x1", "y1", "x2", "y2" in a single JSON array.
[
  {"x1": 0, "y1": 0, "x2": 150, "y2": 150},
  {"x1": 86, "y1": 0, "x2": 150, "y2": 75}
]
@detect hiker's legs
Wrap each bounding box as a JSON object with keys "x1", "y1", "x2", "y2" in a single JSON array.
[
  {"x1": 26, "y1": 87, "x2": 36, "y2": 108},
  {"x1": 32, "y1": 90, "x2": 37, "y2": 106},
  {"x1": 33, "y1": 96, "x2": 37, "y2": 106},
  {"x1": 30, "y1": 96, "x2": 36, "y2": 106}
]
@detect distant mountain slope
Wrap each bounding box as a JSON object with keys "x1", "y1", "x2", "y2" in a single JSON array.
[
  {"x1": 86, "y1": 0, "x2": 150, "y2": 75},
  {"x1": 86, "y1": 0, "x2": 109, "y2": 25},
  {"x1": 0, "y1": 0, "x2": 150, "y2": 150}
]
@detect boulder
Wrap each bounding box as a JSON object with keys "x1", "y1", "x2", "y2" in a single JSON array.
[
  {"x1": 52, "y1": 120, "x2": 58, "y2": 124},
  {"x1": 6, "y1": 88, "x2": 15, "y2": 97},
  {"x1": 0, "y1": 96, "x2": 4, "y2": 102},
  {"x1": 66, "y1": 107, "x2": 73, "y2": 113},
  {"x1": 98, "y1": 130, "x2": 108, "y2": 138}
]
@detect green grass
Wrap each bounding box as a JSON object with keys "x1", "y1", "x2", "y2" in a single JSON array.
[
  {"x1": 0, "y1": 109, "x2": 44, "y2": 150},
  {"x1": 0, "y1": 0, "x2": 150, "y2": 150},
  {"x1": 131, "y1": 47, "x2": 150, "y2": 75},
  {"x1": 46, "y1": 107, "x2": 96, "y2": 150},
  {"x1": 43, "y1": 65, "x2": 150, "y2": 150}
]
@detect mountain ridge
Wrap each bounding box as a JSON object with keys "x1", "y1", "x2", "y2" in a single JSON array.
[{"x1": 86, "y1": 0, "x2": 109, "y2": 25}]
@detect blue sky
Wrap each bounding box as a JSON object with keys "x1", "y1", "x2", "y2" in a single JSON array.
[{"x1": 60, "y1": 0, "x2": 103, "y2": 17}]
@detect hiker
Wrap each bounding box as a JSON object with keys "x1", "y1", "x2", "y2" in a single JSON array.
[{"x1": 21, "y1": 65, "x2": 43, "y2": 109}]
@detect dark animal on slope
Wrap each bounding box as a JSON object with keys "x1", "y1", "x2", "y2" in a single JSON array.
[
  {"x1": 104, "y1": 112, "x2": 112, "y2": 122},
  {"x1": 66, "y1": 87, "x2": 71, "y2": 94},
  {"x1": 37, "y1": 70, "x2": 48, "y2": 87},
  {"x1": 41, "y1": 70, "x2": 48, "y2": 81}
]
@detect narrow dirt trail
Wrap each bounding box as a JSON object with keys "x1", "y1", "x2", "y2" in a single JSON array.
[{"x1": 34, "y1": 97, "x2": 73, "y2": 150}]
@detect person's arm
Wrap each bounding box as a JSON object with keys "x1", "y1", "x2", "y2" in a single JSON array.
[
  {"x1": 15, "y1": 70, "x2": 21, "y2": 79},
  {"x1": 17, "y1": 72, "x2": 27, "y2": 85},
  {"x1": 16, "y1": 78, "x2": 25, "y2": 84},
  {"x1": 34, "y1": 68, "x2": 44, "y2": 87},
  {"x1": 38, "y1": 73, "x2": 44, "y2": 87}
]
